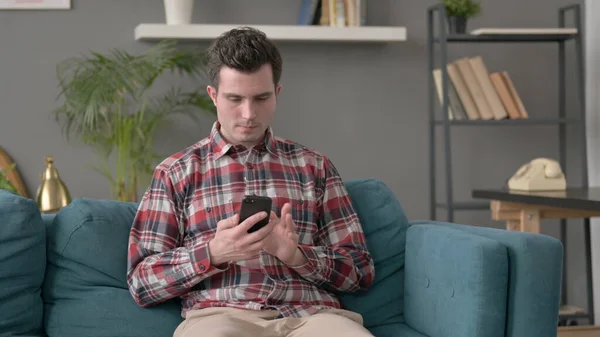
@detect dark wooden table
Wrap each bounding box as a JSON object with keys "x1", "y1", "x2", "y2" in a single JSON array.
[
  {"x1": 472, "y1": 187, "x2": 600, "y2": 232},
  {"x1": 472, "y1": 187, "x2": 600, "y2": 332}
]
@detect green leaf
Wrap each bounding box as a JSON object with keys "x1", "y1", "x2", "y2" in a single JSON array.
[
  {"x1": 53, "y1": 40, "x2": 216, "y2": 201},
  {"x1": 0, "y1": 163, "x2": 18, "y2": 194},
  {"x1": 441, "y1": 0, "x2": 481, "y2": 18}
]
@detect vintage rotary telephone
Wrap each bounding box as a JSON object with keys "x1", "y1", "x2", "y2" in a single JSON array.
[{"x1": 508, "y1": 158, "x2": 566, "y2": 191}]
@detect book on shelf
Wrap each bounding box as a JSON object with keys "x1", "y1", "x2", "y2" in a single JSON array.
[
  {"x1": 432, "y1": 69, "x2": 466, "y2": 120},
  {"x1": 500, "y1": 71, "x2": 529, "y2": 118},
  {"x1": 447, "y1": 63, "x2": 480, "y2": 120},
  {"x1": 490, "y1": 72, "x2": 522, "y2": 119},
  {"x1": 454, "y1": 57, "x2": 495, "y2": 120},
  {"x1": 469, "y1": 56, "x2": 508, "y2": 120},
  {"x1": 297, "y1": 0, "x2": 366, "y2": 27},
  {"x1": 432, "y1": 55, "x2": 529, "y2": 121}
]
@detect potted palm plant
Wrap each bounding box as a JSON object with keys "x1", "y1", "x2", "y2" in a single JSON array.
[
  {"x1": 53, "y1": 40, "x2": 216, "y2": 202},
  {"x1": 442, "y1": 0, "x2": 481, "y2": 34}
]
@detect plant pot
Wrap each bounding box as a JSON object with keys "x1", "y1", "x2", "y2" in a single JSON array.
[
  {"x1": 164, "y1": 0, "x2": 194, "y2": 25},
  {"x1": 447, "y1": 16, "x2": 468, "y2": 34}
]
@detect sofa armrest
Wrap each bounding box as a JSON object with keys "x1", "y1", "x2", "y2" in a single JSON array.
[
  {"x1": 404, "y1": 222, "x2": 510, "y2": 337},
  {"x1": 407, "y1": 221, "x2": 562, "y2": 337}
]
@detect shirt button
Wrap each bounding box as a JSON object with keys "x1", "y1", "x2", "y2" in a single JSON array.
[
  {"x1": 246, "y1": 163, "x2": 253, "y2": 169},
  {"x1": 199, "y1": 264, "x2": 206, "y2": 271},
  {"x1": 298, "y1": 199, "x2": 304, "y2": 205},
  {"x1": 206, "y1": 207, "x2": 211, "y2": 212}
]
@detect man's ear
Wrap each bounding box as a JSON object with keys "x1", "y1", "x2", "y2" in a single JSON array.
[
  {"x1": 275, "y1": 84, "x2": 282, "y2": 96},
  {"x1": 206, "y1": 85, "x2": 218, "y2": 106}
]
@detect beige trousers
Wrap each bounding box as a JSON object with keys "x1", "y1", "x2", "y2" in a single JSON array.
[{"x1": 173, "y1": 307, "x2": 374, "y2": 337}]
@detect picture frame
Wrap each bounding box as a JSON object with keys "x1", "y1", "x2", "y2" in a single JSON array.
[{"x1": 0, "y1": 0, "x2": 70, "y2": 10}]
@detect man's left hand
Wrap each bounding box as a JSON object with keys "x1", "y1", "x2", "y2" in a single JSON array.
[{"x1": 263, "y1": 203, "x2": 307, "y2": 266}]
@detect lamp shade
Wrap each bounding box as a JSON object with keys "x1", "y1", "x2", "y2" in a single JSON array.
[{"x1": 36, "y1": 156, "x2": 71, "y2": 213}]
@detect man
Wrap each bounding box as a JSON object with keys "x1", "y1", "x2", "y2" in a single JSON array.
[{"x1": 126, "y1": 26, "x2": 375, "y2": 337}]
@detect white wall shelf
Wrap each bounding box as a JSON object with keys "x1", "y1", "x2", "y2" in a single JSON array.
[{"x1": 134, "y1": 24, "x2": 407, "y2": 43}]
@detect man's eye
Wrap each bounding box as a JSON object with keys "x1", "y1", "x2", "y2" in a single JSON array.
[
  {"x1": 229, "y1": 98, "x2": 241, "y2": 102},
  {"x1": 256, "y1": 96, "x2": 268, "y2": 101}
]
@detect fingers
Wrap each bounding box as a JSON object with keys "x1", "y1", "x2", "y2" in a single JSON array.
[
  {"x1": 286, "y1": 213, "x2": 295, "y2": 231},
  {"x1": 238, "y1": 211, "x2": 273, "y2": 240},
  {"x1": 246, "y1": 218, "x2": 275, "y2": 241},
  {"x1": 281, "y1": 203, "x2": 292, "y2": 219},
  {"x1": 279, "y1": 203, "x2": 294, "y2": 231},
  {"x1": 218, "y1": 214, "x2": 239, "y2": 230},
  {"x1": 285, "y1": 214, "x2": 299, "y2": 243},
  {"x1": 238, "y1": 211, "x2": 268, "y2": 231}
]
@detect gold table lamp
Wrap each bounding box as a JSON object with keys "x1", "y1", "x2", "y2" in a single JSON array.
[{"x1": 36, "y1": 156, "x2": 71, "y2": 214}]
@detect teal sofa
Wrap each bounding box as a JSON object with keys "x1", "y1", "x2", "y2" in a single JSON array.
[{"x1": 0, "y1": 178, "x2": 563, "y2": 337}]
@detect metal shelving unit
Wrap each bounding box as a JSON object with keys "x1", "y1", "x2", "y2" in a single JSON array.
[{"x1": 427, "y1": 3, "x2": 590, "y2": 326}]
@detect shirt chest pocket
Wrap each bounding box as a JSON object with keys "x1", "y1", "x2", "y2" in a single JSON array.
[
  {"x1": 185, "y1": 193, "x2": 234, "y2": 235},
  {"x1": 267, "y1": 186, "x2": 318, "y2": 245}
]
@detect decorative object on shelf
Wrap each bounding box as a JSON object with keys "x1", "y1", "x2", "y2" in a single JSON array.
[
  {"x1": 0, "y1": 146, "x2": 28, "y2": 197},
  {"x1": 163, "y1": 0, "x2": 194, "y2": 25},
  {"x1": 0, "y1": 0, "x2": 70, "y2": 10},
  {"x1": 36, "y1": 156, "x2": 71, "y2": 214},
  {"x1": 441, "y1": 0, "x2": 481, "y2": 34},
  {"x1": 508, "y1": 158, "x2": 566, "y2": 191},
  {"x1": 53, "y1": 40, "x2": 216, "y2": 202}
]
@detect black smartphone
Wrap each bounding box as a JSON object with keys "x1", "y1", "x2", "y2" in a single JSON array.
[{"x1": 239, "y1": 195, "x2": 272, "y2": 233}]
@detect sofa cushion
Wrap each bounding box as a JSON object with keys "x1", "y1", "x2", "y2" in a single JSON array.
[
  {"x1": 339, "y1": 179, "x2": 409, "y2": 329},
  {"x1": 43, "y1": 198, "x2": 182, "y2": 337},
  {"x1": 0, "y1": 190, "x2": 45, "y2": 337}
]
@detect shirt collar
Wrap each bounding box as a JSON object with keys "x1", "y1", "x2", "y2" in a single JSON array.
[{"x1": 210, "y1": 121, "x2": 278, "y2": 160}]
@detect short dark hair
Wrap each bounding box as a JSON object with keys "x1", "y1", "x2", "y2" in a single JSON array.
[{"x1": 205, "y1": 26, "x2": 283, "y2": 89}]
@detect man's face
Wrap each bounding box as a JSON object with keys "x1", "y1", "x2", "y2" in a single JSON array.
[{"x1": 207, "y1": 64, "x2": 281, "y2": 149}]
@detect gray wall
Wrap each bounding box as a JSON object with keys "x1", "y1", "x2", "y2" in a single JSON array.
[{"x1": 0, "y1": 0, "x2": 590, "y2": 316}]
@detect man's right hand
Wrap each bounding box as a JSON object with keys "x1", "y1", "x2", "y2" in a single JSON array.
[{"x1": 207, "y1": 211, "x2": 274, "y2": 266}]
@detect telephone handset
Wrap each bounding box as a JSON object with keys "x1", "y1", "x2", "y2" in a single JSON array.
[{"x1": 508, "y1": 158, "x2": 566, "y2": 191}]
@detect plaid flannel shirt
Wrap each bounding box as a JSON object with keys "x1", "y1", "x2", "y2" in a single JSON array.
[{"x1": 126, "y1": 122, "x2": 375, "y2": 318}]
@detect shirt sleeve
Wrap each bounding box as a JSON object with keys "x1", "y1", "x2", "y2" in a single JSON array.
[
  {"x1": 288, "y1": 157, "x2": 375, "y2": 293},
  {"x1": 126, "y1": 167, "x2": 227, "y2": 308}
]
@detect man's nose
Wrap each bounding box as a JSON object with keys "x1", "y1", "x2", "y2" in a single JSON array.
[{"x1": 241, "y1": 101, "x2": 256, "y2": 120}]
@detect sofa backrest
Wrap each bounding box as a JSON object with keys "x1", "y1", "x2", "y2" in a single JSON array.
[
  {"x1": 1, "y1": 178, "x2": 409, "y2": 337},
  {"x1": 43, "y1": 198, "x2": 182, "y2": 337},
  {"x1": 340, "y1": 179, "x2": 409, "y2": 328},
  {"x1": 0, "y1": 190, "x2": 46, "y2": 337}
]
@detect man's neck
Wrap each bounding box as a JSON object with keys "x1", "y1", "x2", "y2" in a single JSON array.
[{"x1": 219, "y1": 131, "x2": 266, "y2": 150}]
